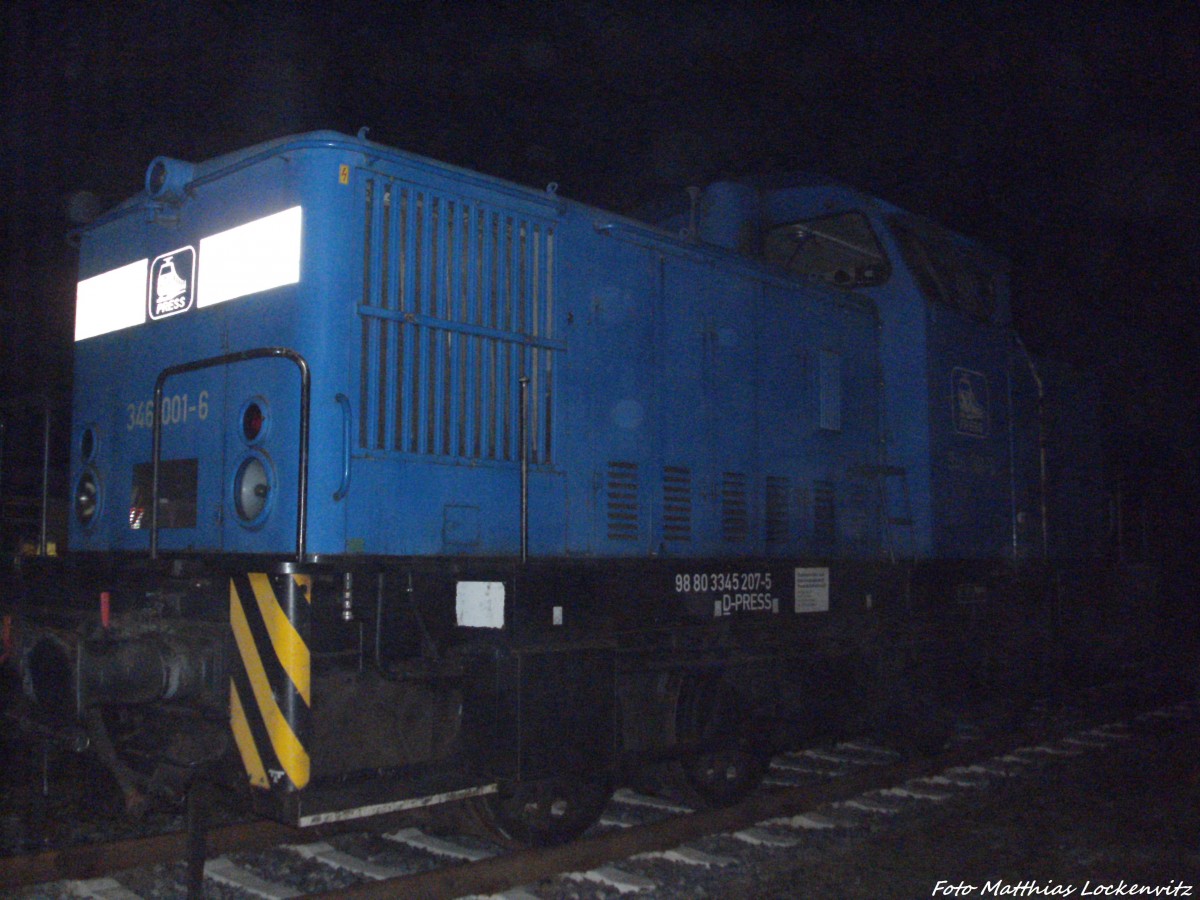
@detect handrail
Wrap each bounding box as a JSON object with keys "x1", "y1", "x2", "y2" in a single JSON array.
[
  {"x1": 0, "y1": 395, "x2": 54, "y2": 556},
  {"x1": 518, "y1": 376, "x2": 529, "y2": 564},
  {"x1": 39, "y1": 405, "x2": 50, "y2": 556},
  {"x1": 151, "y1": 348, "x2": 311, "y2": 562},
  {"x1": 334, "y1": 393, "x2": 352, "y2": 502}
]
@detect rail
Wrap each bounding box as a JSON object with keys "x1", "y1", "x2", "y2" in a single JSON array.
[{"x1": 150, "y1": 348, "x2": 311, "y2": 562}]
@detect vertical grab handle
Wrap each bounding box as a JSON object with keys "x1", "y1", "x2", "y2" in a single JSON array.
[{"x1": 334, "y1": 393, "x2": 352, "y2": 501}]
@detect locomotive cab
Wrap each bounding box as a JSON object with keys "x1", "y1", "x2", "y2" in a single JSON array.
[{"x1": 648, "y1": 176, "x2": 1038, "y2": 567}]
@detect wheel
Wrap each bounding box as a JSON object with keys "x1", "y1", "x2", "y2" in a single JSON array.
[
  {"x1": 671, "y1": 673, "x2": 772, "y2": 807},
  {"x1": 674, "y1": 741, "x2": 772, "y2": 807},
  {"x1": 472, "y1": 774, "x2": 612, "y2": 847}
]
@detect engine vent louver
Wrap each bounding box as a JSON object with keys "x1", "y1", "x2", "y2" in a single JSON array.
[
  {"x1": 662, "y1": 466, "x2": 692, "y2": 542},
  {"x1": 359, "y1": 174, "x2": 559, "y2": 464},
  {"x1": 765, "y1": 475, "x2": 790, "y2": 543},
  {"x1": 720, "y1": 472, "x2": 749, "y2": 543},
  {"x1": 606, "y1": 461, "x2": 639, "y2": 542}
]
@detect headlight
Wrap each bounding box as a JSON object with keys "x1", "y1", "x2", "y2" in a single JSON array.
[
  {"x1": 145, "y1": 156, "x2": 195, "y2": 204},
  {"x1": 75, "y1": 470, "x2": 99, "y2": 526},
  {"x1": 234, "y1": 456, "x2": 271, "y2": 523}
]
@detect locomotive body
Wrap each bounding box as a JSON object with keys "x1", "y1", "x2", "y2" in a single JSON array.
[{"x1": 5, "y1": 131, "x2": 1074, "y2": 842}]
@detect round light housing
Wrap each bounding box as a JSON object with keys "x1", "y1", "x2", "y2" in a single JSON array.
[
  {"x1": 147, "y1": 159, "x2": 168, "y2": 195},
  {"x1": 234, "y1": 456, "x2": 271, "y2": 523},
  {"x1": 75, "y1": 470, "x2": 99, "y2": 526},
  {"x1": 242, "y1": 401, "x2": 265, "y2": 444},
  {"x1": 144, "y1": 156, "x2": 196, "y2": 203}
]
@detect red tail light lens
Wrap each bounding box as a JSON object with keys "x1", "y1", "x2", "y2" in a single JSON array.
[{"x1": 242, "y1": 403, "x2": 264, "y2": 443}]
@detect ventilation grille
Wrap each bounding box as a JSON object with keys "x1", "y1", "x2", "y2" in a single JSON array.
[
  {"x1": 720, "y1": 472, "x2": 749, "y2": 543},
  {"x1": 662, "y1": 466, "x2": 692, "y2": 542},
  {"x1": 765, "y1": 476, "x2": 790, "y2": 543},
  {"x1": 813, "y1": 480, "x2": 837, "y2": 545},
  {"x1": 606, "y1": 461, "x2": 639, "y2": 542},
  {"x1": 359, "y1": 175, "x2": 559, "y2": 463}
]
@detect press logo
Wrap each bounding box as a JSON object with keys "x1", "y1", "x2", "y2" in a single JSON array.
[
  {"x1": 951, "y1": 367, "x2": 990, "y2": 438},
  {"x1": 148, "y1": 246, "x2": 196, "y2": 320}
]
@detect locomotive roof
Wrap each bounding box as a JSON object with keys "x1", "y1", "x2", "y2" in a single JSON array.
[
  {"x1": 77, "y1": 129, "x2": 1003, "y2": 306},
  {"x1": 82, "y1": 129, "x2": 552, "y2": 231}
]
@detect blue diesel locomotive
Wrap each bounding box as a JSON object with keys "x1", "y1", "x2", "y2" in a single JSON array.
[{"x1": 4, "y1": 130, "x2": 1094, "y2": 844}]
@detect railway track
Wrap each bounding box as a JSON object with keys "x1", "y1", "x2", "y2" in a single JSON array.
[{"x1": 4, "y1": 685, "x2": 1194, "y2": 899}]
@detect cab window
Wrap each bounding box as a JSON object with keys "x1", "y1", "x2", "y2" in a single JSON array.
[
  {"x1": 764, "y1": 211, "x2": 890, "y2": 288},
  {"x1": 887, "y1": 214, "x2": 998, "y2": 322}
]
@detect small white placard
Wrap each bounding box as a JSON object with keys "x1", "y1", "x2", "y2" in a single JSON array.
[
  {"x1": 455, "y1": 581, "x2": 505, "y2": 629},
  {"x1": 794, "y1": 567, "x2": 830, "y2": 613}
]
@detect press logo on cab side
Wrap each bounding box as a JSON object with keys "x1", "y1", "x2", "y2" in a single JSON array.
[{"x1": 148, "y1": 246, "x2": 196, "y2": 320}]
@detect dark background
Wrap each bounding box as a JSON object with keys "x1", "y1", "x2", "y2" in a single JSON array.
[{"x1": 3, "y1": 1, "x2": 1197, "y2": 560}]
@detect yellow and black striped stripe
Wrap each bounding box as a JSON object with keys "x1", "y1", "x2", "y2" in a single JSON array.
[{"x1": 229, "y1": 572, "x2": 312, "y2": 791}]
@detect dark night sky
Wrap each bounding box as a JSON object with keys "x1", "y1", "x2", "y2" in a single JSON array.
[{"x1": 3, "y1": 1, "x2": 1198, "y2": 506}]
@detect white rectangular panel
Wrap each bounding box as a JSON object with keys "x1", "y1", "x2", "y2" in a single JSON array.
[
  {"x1": 794, "y1": 566, "x2": 830, "y2": 613},
  {"x1": 75, "y1": 259, "x2": 148, "y2": 341},
  {"x1": 197, "y1": 206, "x2": 301, "y2": 308},
  {"x1": 455, "y1": 581, "x2": 505, "y2": 629}
]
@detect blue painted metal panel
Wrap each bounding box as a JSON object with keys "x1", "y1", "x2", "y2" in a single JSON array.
[
  {"x1": 749, "y1": 182, "x2": 939, "y2": 557},
  {"x1": 925, "y1": 307, "x2": 1017, "y2": 558},
  {"x1": 71, "y1": 139, "x2": 346, "y2": 555},
  {"x1": 69, "y1": 132, "x2": 889, "y2": 563}
]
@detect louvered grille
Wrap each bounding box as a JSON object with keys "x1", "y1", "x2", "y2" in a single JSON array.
[
  {"x1": 606, "y1": 461, "x2": 640, "y2": 541},
  {"x1": 359, "y1": 175, "x2": 559, "y2": 464},
  {"x1": 662, "y1": 466, "x2": 692, "y2": 542},
  {"x1": 720, "y1": 472, "x2": 749, "y2": 543},
  {"x1": 765, "y1": 476, "x2": 790, "y2": 543}
]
